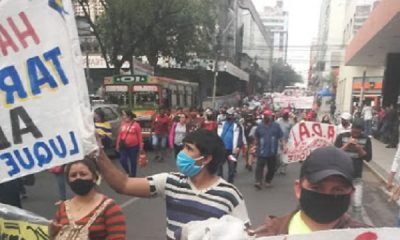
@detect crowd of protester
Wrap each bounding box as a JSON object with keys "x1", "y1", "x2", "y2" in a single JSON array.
[{"x1": 5, "y1": 93, "x2": 400, "y2": 239}]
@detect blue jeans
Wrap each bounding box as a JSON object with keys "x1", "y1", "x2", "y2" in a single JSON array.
[
  {"x1": 364, "y1": 120, "x2": 372, "y2": 136},
  {"x1": 55, "y1": 173, "x2": 66, "y2": 201},
  {"x1": 120, "y1": 145, "x2": 140, "y2": 177},
  {"x1": 218, "y1": 150, "x2": 237, "y2": 183}
]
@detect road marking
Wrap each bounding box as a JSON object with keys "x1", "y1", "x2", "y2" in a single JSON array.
[{"x1": 121, "y1": 197, "x2": 140, "y2": 209}]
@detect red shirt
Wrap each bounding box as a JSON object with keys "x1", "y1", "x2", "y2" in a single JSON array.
[
  {"x1": 55, "y1": 197, "x2": 126, "y2": 240},
  {"x1": 153, "y1": 114, "x2": 170, "y2": 135},
  {"x1": 201, "y1": 120, "x2": 218, "y2": 132},
  {"x1": 117, "y1": 120, "x2": 143, "y2": 148}
]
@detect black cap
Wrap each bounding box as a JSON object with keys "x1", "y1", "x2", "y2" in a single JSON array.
[{"x1": 300, "y1": 146, "x2": 354, "y2": 185}]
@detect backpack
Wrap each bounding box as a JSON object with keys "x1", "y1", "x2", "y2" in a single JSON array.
[{"x1": 55, "y1": 198, "x2": 112, "y2": 240}]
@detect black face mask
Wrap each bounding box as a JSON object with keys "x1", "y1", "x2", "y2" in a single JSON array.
[
  {"x1": 300, "y1": 187, "x2": 351, "y2": 224},
  {"x1": 69, "y1": 179, "x2": 95, "y2": 196}
]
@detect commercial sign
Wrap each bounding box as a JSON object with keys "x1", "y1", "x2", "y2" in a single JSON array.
[
  {"x1": 113, "y1": 75, "x2": 148, "y2": 84},
  {"x1": 105, "y1": 85, "x2": 129, "y2": 92},
  {"x1": 0, "y1": 0, "x2": 96, "y2": 183},
  {"x1": 132, "y1": 85, "x2": 158, "y2": 92}
]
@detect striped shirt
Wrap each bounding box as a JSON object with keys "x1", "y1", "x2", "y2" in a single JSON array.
[
  {"x1": 147, "y1": 172, "x2": 250, "y2": 240},
  {"x1": 55, "y1": 196, "x2": 126, "y2": 240}
]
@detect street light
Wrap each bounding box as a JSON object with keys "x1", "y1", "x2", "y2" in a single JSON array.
[{"x1": 211, "y1": 16, "x2": 235, "y2": 109}]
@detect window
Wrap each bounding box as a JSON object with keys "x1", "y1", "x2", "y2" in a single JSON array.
[
  {"x1": 133, "y1": 92, "x2": 158, "y2": 108},
  {"x1": 101, "y1": 107, "x2": 118, "y2": 121}
]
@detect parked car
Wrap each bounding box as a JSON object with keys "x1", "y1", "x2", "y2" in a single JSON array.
[{"x1": 92, "y1": 104, "x2": 121, "y2": 156}]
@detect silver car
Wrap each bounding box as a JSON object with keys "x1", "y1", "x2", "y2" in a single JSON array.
[{"x1": 92, "y1": 104, "x2": 121, "y2": 150}]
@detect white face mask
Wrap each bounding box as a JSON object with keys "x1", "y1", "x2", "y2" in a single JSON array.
[{"x1": 256, "y1": 119, "x2": 262, "y2": 125}]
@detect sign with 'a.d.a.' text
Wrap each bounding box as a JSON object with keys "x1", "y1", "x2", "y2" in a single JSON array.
[
  {"x1": 0, "y1": 0, "x2": 97, "y2": 183},
  {"x1": 282, "y1": 121, "x2": 337, "y2": 163}
]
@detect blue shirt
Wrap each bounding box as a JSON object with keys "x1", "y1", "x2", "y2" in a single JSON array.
[
  {"x1": 221, "y1": 121, "x2": 234, "y2": 150},
  {"x1": 255, "y1": 122, "x2": 283, "y2": 157}
]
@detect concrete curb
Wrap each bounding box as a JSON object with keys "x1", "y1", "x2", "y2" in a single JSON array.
[{"x1": 364, "y1": 161, "x2": 400, "y2": 207}]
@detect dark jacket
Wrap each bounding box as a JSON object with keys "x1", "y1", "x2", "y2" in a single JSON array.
[
  {"x1": 0, "y1": 179, "x2": 22, "y2": 208},
  {"x1": 334, "y1": 132, "x2": 372, "y2": 178},
  {"x1": 253, "y1": 211, "x2": 369, "y2": 237}
]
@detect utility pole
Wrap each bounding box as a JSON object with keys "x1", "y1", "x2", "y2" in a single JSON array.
[
  {"x1": 359, "y1": 70, "x2": 367, "y2": 108},
  {"x1": 212, "y1": 31, "x2": 222, "y2": 109},
  {"x1": 269, "y1": 44, "x2": 274, "y2": 92}
]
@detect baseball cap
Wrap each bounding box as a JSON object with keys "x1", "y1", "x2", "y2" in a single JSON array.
[
  {"x1": 263, "y1": 110, "x2": 273, "y2": 116},
  {"x1": 341, "y1": 112, "x2": 352, "y2": 121},
  {"x1": 300, "y1": 146, "x2": 354, "y2": 185},
  {"x1": 306, "y1": 111, "x2": 315, "y2": 120},
  {"x1": 226, "y1": 107, "x2": 235, "y2": 115}
]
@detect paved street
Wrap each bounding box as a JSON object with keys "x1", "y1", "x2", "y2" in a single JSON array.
[{"x1": 20, "y1": 142, "x2": 399, "y2": 239}]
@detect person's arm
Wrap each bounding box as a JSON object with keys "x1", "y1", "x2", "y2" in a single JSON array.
[
  {"x1": 387, "y1": 145, "x2": 400, "y2": 190},
  {"x1": 356, "y1": 137, "x2": 371, "y2": 161},
  {"x1": 334, "y1": 134, "x2": 349, "y2": 150},
  {"x1": 115, "y1": 124, "x2": 123, "y2": 152},
  {"x1": 96, "y1": 149, "x2": 151, "y2": 197},
  {"x1": 136, "y1": 122, "x2": 144, "y2": 152}
]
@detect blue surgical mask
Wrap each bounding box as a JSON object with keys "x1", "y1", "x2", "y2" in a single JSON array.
[{"x1": 176, "y1": 151, "x2": 204, "y2": 177}]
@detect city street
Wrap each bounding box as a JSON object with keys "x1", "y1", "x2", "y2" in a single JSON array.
[{"x1": 21, "y1": 148, "x2": 398, "y2": 239}]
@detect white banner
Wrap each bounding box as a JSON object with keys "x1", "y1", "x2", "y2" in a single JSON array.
[
  {"x1": 259, "y1": 227, "x2": 400, "y2": 240},
  {"x1": 274, "y1": 96, "x2": 314, "y2": 109},
  {"x1": 282, "y1": 122, "x2": 337, "y2": 163},
  {"x1": 0, "y1": 0, "x2": 97, "y2": 183}
]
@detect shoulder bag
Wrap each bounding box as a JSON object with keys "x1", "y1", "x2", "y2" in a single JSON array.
[{"x1": 119, "y1": 122, "x2": 133, "y2": 150}]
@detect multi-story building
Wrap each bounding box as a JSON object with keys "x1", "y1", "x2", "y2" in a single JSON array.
[
  {"x1": 73, "y1": 0, "x2": 104, "y2": 22},
  {"x1": 240, "y1": 10, "x2": 272, "y2": 74},
  {"x1": 344, "y1": 0, "x2": 400, "y2": 108},
  {"x1": 312, "y1": 0, "x2": 347, "y2": 91},
  {"x1": 311, "y1": 0, "x2": 382, "y2": 112},
  {"x1": 336, "y1": 0, "x2": 383, "y2": 113},
  {"x1": 258, "y1": 0, "x2": 288, "y2": 62}
]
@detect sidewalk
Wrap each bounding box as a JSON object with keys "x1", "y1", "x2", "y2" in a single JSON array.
[{"x1": 367, "y1": 138, "x2": 397, "y2": 181}]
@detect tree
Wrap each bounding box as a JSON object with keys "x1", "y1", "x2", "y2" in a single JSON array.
[
  {"x1": 96, "y1": 0, "x2": 218, "y2": 72},
  {"x1": 271, "y1": 61, "x2": 303, "y2": 92},
  {"x1": 75, "y1": 0, "x2": 111, "y2": 69}
]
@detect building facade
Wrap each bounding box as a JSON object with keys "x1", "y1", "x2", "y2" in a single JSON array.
[
  {"x1": 311, "y1": 0, "x2": 382, "y2": 112},
  {"x1": 345, "y1": 0, "x2": 399, "y2": 108},
  {"x1": 336, "y1": 0, "x2": 383, "y2": 113},
  {"x1": 258, "y1": 0, "x2": 288, "y2": 62}
]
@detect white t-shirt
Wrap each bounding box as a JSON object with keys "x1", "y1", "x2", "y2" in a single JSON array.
[
  {"x1": 174, "y1": 123, "x2": 186, "y2": 145},
  {"x1": 362, "y1": 106, "x2": 373, "y2": 120}
]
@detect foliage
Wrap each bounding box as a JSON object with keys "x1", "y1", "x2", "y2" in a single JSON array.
[
  {"x1": 271, "y1": 61, "x2": 303, "y2": 92},
  {"x1": 95, "y1": 0, "x2": 217, "y2": 71}
]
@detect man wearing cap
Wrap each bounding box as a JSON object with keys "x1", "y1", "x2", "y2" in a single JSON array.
[
  {"x1": 250, "y1": 147, "x2": 368, "y2": 237},
  {"x1": 254, "y1": 110, "x2": 283, "y2": 189},
  {"x1": 217, "y1": 107, "x2": 247, "y2": 183},
  {"x1": 337, "y1": 112, "x2": 352, "y2": 135},
  {"x1": 335, "y1": 119, "x2": 372, "y2": 219}
]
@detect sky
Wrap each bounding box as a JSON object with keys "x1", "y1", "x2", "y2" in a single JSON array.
[{"x1": 252, "y1": 0, "x2": 323, "y2": 81}]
